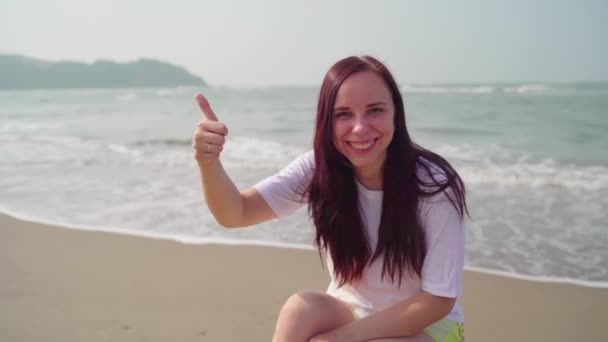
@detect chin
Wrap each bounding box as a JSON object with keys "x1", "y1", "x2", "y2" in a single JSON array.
[{"x1": 346, "y1": 153, "x2": 382, "y2": 169}]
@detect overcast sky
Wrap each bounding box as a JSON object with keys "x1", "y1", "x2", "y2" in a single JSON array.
[{"x1": 1, "y1": 0, "x2": 606, "y2": 86}]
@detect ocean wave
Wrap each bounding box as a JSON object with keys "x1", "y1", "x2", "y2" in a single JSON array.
[
  {"x1": 462, "y1": 162, "x2": 607, "y2": 191},
  {"x1": 3, "y1": 133, "x2": 306, "y2": 170},
  {"x1": 402, "y1": 85, "x2": 497, "y2": 94},
  {"x1": 154, "y1": 87, "x2": 193, "y2": 96},
  {"x1": 116, "y1": 92, "x2": 137, "y2": 102},
  {"x1": 222, "y1": 136, "x2": 308, "y2": 168},
  {"x1": 6, "y1": 132, "x2": 605, "y2": 191},
  {"x1": 130, "y1": 136, "x2": 306, "y2": 165},
  {"x1": 104, "y1": 136, "x2": 306, "y2": 169},
  {"x1": 132, "y1": 138, "x2": 192, "y2": 146},
  {"x1": 0, "y1": 121, "x2": 65, "y2": 133},
  {"x1": 2, "y1": 134, "x2": 97, "y2": 149},
  {"x1": 435, "y1": 144, "x2": 608, "y2": 191},
  {"x1": 402, "y1": 84, "x2": 552, "y2": 95},
  {"x1": 107, "y1": 143, "x2": 142, "y2": 157},
  {"x1": 503, "y1": 84, "x2": 551, "y2": 94}
]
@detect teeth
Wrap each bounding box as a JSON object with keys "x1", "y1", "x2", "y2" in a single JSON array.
[{"x1": 349, "y1": 140, "x2": 374, "y2": 150}]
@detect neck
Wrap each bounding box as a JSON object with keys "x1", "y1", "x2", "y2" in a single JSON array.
[{"x1": 354, "y1": 163, "x2": 384, "y2": 191}]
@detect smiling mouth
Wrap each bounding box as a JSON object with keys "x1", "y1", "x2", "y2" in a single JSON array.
[{"x1": 347, "y1": 138, "x2": 378, "y2": 152}]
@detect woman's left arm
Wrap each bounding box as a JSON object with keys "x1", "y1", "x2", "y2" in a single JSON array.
[{"x1": 309, "y1": 290, "x2": 455, "y2": 342}]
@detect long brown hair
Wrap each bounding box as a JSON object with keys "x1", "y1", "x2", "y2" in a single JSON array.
[{"x1": 307, "y1": 56, "x2": 468, "y2": 287}]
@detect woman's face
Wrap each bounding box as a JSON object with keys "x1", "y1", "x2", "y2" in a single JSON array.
[{"x1": 332, "y1": 71, "x2": 395, "y2": 176}]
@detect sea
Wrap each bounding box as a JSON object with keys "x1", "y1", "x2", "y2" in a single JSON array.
[{"x1": 1, "y1": 82, "x2": 607, "y2": 287}]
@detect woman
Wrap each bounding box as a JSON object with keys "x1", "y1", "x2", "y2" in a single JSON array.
[{"x1": 192, "y1": 56, "x2": 468, "y2": 342}]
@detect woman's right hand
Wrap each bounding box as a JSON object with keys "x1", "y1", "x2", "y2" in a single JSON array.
[{"x1": 192, "y1": 93, "x2": 229, "y2": 167}]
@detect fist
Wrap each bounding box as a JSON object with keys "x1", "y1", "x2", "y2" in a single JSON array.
[{"x1": 192, "y1": 93, "x2": 229, "y2": 166}]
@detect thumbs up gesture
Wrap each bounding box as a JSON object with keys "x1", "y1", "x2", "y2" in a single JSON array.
[{"x1": 193, "y1": 93, "x2": 229, "y2": 166}]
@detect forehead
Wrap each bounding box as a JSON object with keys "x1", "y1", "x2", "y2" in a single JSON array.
[{"x1": 334, "y1": 71, "x2": 392, "y2": 108}]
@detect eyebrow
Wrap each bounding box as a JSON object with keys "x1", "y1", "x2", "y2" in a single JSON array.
[{"x1": 334, "y1": 102, "x2": 388, "y2": 111}]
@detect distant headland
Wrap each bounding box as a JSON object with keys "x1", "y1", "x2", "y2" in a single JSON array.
[{"x1": 0, "y1": 54, "x2": 207, "y2": 89}]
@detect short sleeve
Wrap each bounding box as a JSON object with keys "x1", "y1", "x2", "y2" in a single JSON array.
[
  {"x1": 419, "y1": 190, "x2": 466, "y2": 298},
  {"x1": 253, "y1": 151, "x2": 314, "y2": 218}
]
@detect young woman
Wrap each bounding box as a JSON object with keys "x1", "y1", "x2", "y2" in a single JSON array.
[{"x1": 192, "y1": 56, "x2": 468, "y2": 342}]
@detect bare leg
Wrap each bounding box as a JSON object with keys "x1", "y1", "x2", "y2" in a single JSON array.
[{"x1": 271, "y1": 290, "x2": 357, "y2": 342}]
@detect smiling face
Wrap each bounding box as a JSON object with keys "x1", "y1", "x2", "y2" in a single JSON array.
[{"x1": 332, "y1": 71, "x2": 395, "y2": 181}]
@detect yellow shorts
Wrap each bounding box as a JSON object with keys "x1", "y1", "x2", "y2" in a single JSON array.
[
  {"x1": 346, "y1": 304, "x2": 464, "y2": 342},
  {"x1": 423, "y1": 318, "x2": 465, "y2": 342}
]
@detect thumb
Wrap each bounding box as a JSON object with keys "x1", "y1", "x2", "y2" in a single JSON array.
[{"x1": 194, "y1": 93, "x2": 218, "y2": 121}]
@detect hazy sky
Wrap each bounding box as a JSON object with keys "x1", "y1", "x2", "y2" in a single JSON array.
[{"x1": 2, "y1": 0, "x2": 606, "y2": 86}]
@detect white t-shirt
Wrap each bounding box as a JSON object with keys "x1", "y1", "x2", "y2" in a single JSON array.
[{"x1": 254, "y1": 151, "x2": 465, "y2": 323}]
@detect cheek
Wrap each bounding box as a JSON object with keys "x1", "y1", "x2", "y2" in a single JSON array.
[
  {"x1": 386, "y1": 121, "x2": 395, "y2": 135},
  {"x1": 332, "y1": 121, "x2": 348, "y2": 141},
  {"x1": 383, "y1": 114, "x2": 395, "y2": 136},
  {"x1": 371, "y1": 116, "x2": 394, "y2": 136},
  {"x1": 385, "y1": 126, "x2": 395, "y2": 143},
  {"x1": 331, "y1": 125, "x2": 340, "y2": 150}
]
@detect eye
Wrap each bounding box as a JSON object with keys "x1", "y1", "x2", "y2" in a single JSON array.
[
  {"x1": 334, "y1": 111, "x2": 350, "y2": 119},
  {"x1": 369, "y1": 107, "x2": 384, "y2": 114}
]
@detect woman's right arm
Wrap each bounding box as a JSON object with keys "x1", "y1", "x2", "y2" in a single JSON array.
[{"x1": 193, "y1": 93, "x2": 276, "y2": 228}]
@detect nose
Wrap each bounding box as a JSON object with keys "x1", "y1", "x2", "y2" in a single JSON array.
[{"x1": 352, "y1": 115, "x2": 369, "y2": 135}]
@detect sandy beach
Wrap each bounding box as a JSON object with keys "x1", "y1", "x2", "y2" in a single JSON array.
[{"x1": 1, "y1": 213, "x2": 606, "y2": 342}]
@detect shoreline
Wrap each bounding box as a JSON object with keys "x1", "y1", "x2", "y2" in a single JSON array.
[{"x1": 1, "y1": 208, "x2": 607, "y2": 288}]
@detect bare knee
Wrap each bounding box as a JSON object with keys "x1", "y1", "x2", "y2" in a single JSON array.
[
  {"x1": 277, "y1": 291, "x2": 327, "y2": 326},
  {"x1": 273, "y1": 290, "x2": 355, "y2": 342}
]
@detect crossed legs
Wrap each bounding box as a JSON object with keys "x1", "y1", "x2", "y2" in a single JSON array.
[{"x1": 272, "y1": 291, "x2": 433, "y2": 342}]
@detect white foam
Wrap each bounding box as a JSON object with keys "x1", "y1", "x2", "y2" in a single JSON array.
[
  {"x1": 401, "y1": 84, "x2": 552, "y2": 95},
  {"x1": 0, "y1": 121, "x2": 64, "y2": 133},
  {"x1": 504, "y1": 84, "x2": 551, "y2": 94},
  {"x1": 402, "y1": 85, "x2": 497, "y2": 94},
  {"x1": 222, "y1": 136, "x2": 307, "y2": 169},
  {"x1": 155, "y1": 88, "x2": 181, "y2": 96},
  {"x1": 471, "y1": 86, "x2": 496, "y2": 94},
  {"x1": 124, "y1": 136, "x2": 306, "y2": 169},
  {"x1": 116, "y1": 92, "x2": 137, "y2": 102},
  {"x1": 464, "y1": 266, "x2": 608, "y2": 288},
  {"x1": 467, "y1": 161, "x2": 606, "y2": 191},
  {"x1": 435, "y1": 144, "x2": 608, "y2": 191},
  {"x1": 107, "y1": 143, "x2": 142, "y2": 157}
]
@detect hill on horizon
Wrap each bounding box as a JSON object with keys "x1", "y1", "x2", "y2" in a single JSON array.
[{"x1": 0, "y1": 55, "x2": 207, "y2": 89}]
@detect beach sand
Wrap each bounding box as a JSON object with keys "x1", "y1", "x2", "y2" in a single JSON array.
[{"x1": 1, "y1": 213, "x2": 606, "y2": 341}]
